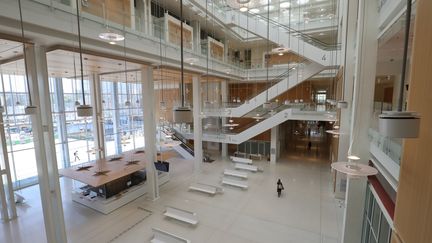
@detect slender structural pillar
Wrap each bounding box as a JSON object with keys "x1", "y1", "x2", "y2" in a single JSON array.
[
  {"x1": 270, "y1": 126, "x2": 279, "y2": 164},
  {"x1": 26, "y1": 45, "x2": 67, "y2": 242},
  {"x1": 0, "y1": 102, "x2": 16, "y2": 221},
  {"x1": 142, "y1": 66, "x2": 159, "y2": 200},
  {"x1": 342, "y1": 0, "x2": 378, "y2": 242},
  {"x1": 220, "y1": 80, "x2": 228, "y2": 158},
  {"x1": 335, "y1": 0, "x2": 358, "y2": 199},
  {"x1": 191, "y1": 20, "x2": 201, "y2": 53},
  {"x1": 192, "y1": 76, "x2": 203, "y2": 176},
  {"x1": 90, "y1": 73, "x2": 105, "y2": 159}
]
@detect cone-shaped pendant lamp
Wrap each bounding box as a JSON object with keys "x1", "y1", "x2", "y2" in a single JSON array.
[
  {"x1": 378, "y1": 0, "x2": 420, "y2": 138},
  {"x1": 173, "y1": 0, "x2": 193, "y2": 123},
  {"x1": 18, "y1": 0, "x2": 37, "y2": 115},
  {"x1": 75, "y1": 0, "x2": 93, "y2": 117}
]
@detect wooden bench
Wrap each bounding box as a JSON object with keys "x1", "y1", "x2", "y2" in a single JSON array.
[
  {"x1": 234, "y1": 163, "x2": 263, "y2": 172},
  {"x1": 163, "y1": 206, "x2": 198, "y2": 225},
  {"x1": 188, "y1": 183, "x2": 223, "y2": 195},
  {"x1": 151, "y1": 227, "x2": 191, "y2": 243},
  {"x1": 221, "y1": 177, "x2": 248, "y2": 189},
  {"x1": 230, "y1": 156, "x2": 253, "y2": 164},
  {"x1": 223, "y1": 169, "x2": 248, "y2": 179}
]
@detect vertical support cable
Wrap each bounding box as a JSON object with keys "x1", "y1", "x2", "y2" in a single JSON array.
[
  {"x1": 75, "y1": 0, "x2": 86, "y2": 105},
  {"x1": 398, "y1": 0, "x2": 411, "y2": 111},
  {"x1": 18, "y1": 0, "x2": 33, "y2": 106},
  {"x1": 180, "y1": 0, "x2": 185, "y2": 107}
]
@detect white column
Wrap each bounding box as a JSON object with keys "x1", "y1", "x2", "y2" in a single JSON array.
[
  {"x1": 146, "y1": 0, "x2": 153, "y2": 36},
  {"x1": 192, "y1": 76, "x2": 203, "y2": 176},
  {"x1": 220, "y1": 80, "x2": 228, "y2": 158},
  {"x1": 142, "y1": 66, "x2": 159, "y2": 200},
  {"x1": 270, "y1": 125, "x2": 279, "y2": 164},
  {"x1": 0, "y1": 70, "x2": 15, "y2": 222},
  {"x1": 26, "y1": 45, "x2": 67, "y2": 242},
  {"x1": 90, "y1": 73, "x2": 105, "y2": 159},
  {"x1": 130, "y1": 0, "x2": 136, "y2": 30},
  {"x1": 342, "y1": 0, "x2": 378, "y2": 242},
  {"x1": 335, "y1": 0, "x2": 359, "y2": 199},
  {"x1": 191, "y1": 20, "x2": 201, "y2": 53},
  {"x1": 0, "y1": 107, "x2": 16, "y2": 221}
]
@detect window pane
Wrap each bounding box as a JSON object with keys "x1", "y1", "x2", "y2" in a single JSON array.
[{"x1": 378, "y1": 217, "x2": 390, "y2": 243}]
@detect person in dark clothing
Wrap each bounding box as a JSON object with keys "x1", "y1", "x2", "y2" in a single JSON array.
[
  {"x1": 307, "y1": 141, "x2": 312, "y2": 151},
  {"x1": 277, "y1": 179, "x2": 284, "y2": 197}
]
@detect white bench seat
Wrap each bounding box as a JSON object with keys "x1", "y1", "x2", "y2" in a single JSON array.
[
  {"x1": 189, "y1": 183, "x2": 223, "y2": 195},
  {"x1": 164, "y1": 206, "x2": 198, "y2": 225},
  {"x1": 151, "y1": 227, "x2": 190, "y2": 243},
  {"x1": 249, "y1": 153, "x2": 262, "y2": 160},
  {"x1": 221, "y1": 178, "x2": 248, "y2": 189},
  {"x1": 223, "y1": 169, "x2": 248, "y2": 179},
  {"x1": 235, "y1": 163, "x2": 263, "y2": 172},
  {"x1": 230, "y1": 156, "x2": 253, "y2": 164}
]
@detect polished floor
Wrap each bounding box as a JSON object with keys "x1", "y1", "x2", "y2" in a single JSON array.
[{"x1": 1, "y1": 149, "x2": 344, "y2": 243}]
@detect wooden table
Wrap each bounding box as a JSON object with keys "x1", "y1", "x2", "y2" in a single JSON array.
[{"x1": 59, "y1": 149, "x2": 177, "y2": 187}]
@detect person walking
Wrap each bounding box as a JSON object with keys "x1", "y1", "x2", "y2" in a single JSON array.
[
  {"x1": 277, "y1": 179, "x2": 284, "y2": 197},
  {"x1": 74, "y1": 151, "x2": 80, "y2": 162}
]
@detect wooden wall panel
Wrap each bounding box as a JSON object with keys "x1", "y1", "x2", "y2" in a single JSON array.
[
  {"x1": 392, "y1": 0, "x2": 432, "y2": 242},
  {"x1": 82, "y1": 0, "x2": 131, "y2": 27}
]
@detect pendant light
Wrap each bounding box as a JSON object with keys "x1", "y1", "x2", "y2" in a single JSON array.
[
  {"x1": 98, "y1": 1, "x2": 124, "y2": 44},
  {"x1": 203, "y1": 0, "x2": 211, "y2": 109},
  {"x1": 17, "y1": 0, "x2": 37, "y2": 115},
  {"x1": 173, "y1": 0, "x2": 193, "y2": 123},
  {"x1": 75, "y1": 0, "x2": 93, "y2": 117},
  {"x1": 272, "y1": 6, "x2": 289, "y2": 55},
  {"x1": 330, "y1": 0, "x2": 377, "y2": 178},
  {"x1": 378, "y1": 0, "x2": 420, "y2": 138},
  {"x1": 157, "y1": 4, "x2": 166, "y2": 111}
]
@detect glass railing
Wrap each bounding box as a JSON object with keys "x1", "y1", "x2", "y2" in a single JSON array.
[
  {"x1": 203, "y1": 63, "x2": 302, "y2": 111},
  {"x1": 368, "y1": 128, "x2": 402, "y2": 165},
  {"x1": 28, "y1": 0, "x2": 336, "y2": 73},
  {"x1": 247, "y1": 12, "x2": 340, "y2": 51}
]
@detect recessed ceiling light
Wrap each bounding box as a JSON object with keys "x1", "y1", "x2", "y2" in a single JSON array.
[
  {"x1": 280, "y1": 2, "x2": 291, "y2": 8},
  {"x1": 249, "y1": 8, "x2": 260, "y2": 13},
  {"x1": 109, "y1": 41, "x2": 116, "y2": 45},
  {"x1": 319, "y1": 32, "x2": 324, "y2": 36},
  {"x1": 320, "y1": 8, "x2": 325, "y2": 12}
]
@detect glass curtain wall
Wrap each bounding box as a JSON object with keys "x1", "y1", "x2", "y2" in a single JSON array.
[
  {"x1": 49, "y1": 77, "x2": 95, "y2": 168},
  {"x1": 0, "y1": 73, "x2": 37, "y2": 188},
  {"x1": 101, "y1": 74, "x2": 144, "y2": 156},
  {"x1": 361, "y1": 184, "x2": 392, "y2": 243}
]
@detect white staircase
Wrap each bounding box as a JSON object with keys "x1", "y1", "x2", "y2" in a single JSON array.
[
  {"x1": 179, "y1": 108, "x2": 336, "y2": 144},
  {"x1": 225, "y1": 11, "x2": 336, "y2": 66},
  {"x1": 204, "y1": 62, "x2": 324, "y2": 117},
  {"x1": 172, "y1": 145, "x2": 194, "y2": 160}
]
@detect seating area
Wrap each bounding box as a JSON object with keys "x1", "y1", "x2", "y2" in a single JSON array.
[
  {"x1": 235, "y1": 163, "x2": 263, "y2": 172},
  {"x1": 188, "y1": 183, "x2": 224, "y2": 195},
  {"x1": 223, "y1": 169, "x2": 248, "y2": 179},
  {"x1": 230, "y1": 156, "x2": 253, "y2": 164},
  {"x1": 221, "y1": 177, "x2": 249, "y2": 189},
  {"x1": 163, "y1": 206, "x2": 199, "y2": 226},
  {"x1": 151, "y1": 228, "x2": 190, "y2": 243}
]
